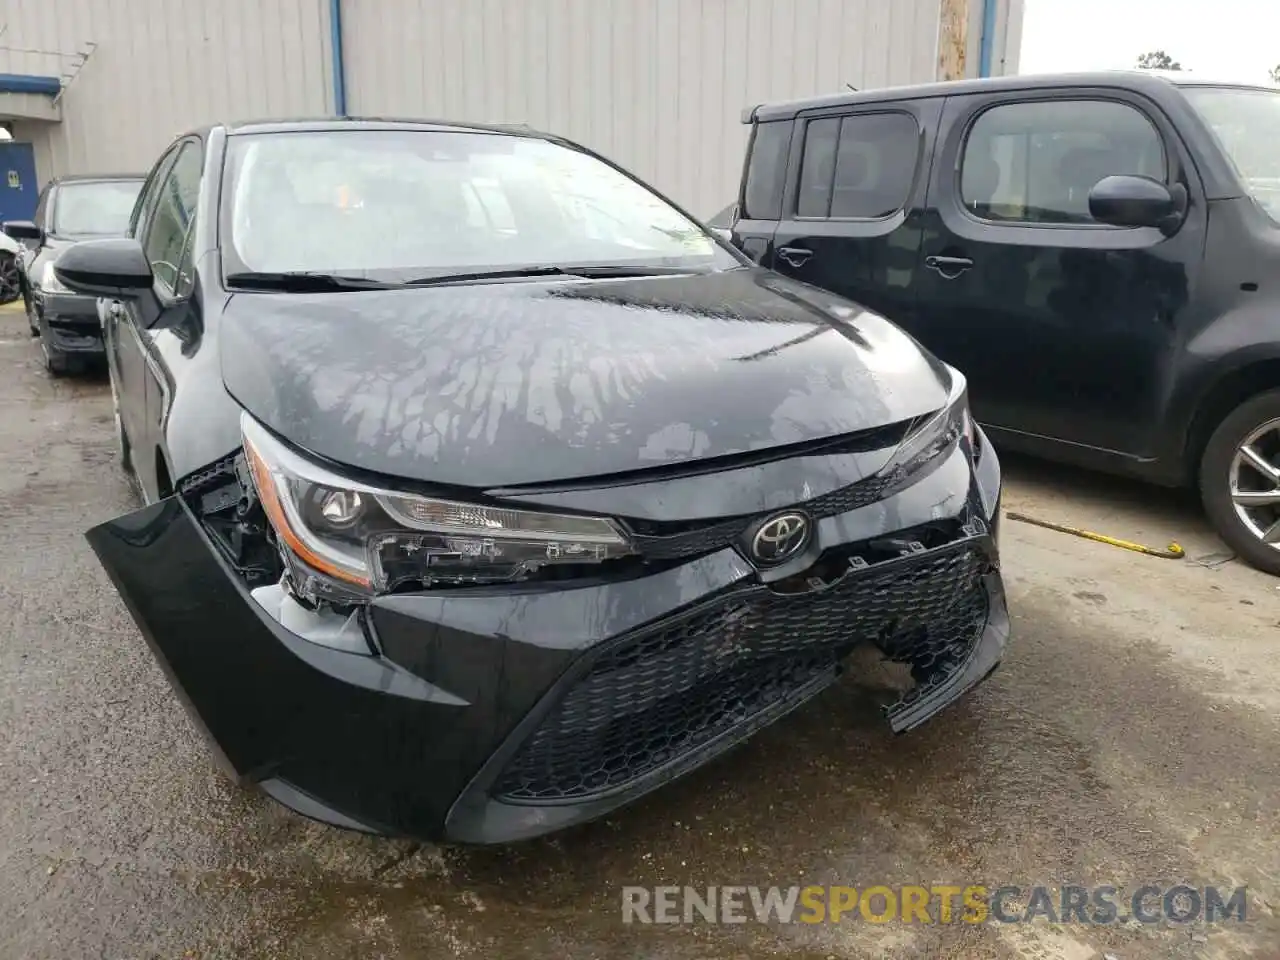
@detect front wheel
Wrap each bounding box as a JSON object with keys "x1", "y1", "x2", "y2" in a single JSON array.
[{"x1": 1199, "y1": 390, "x2": 1280, "y2": 576}]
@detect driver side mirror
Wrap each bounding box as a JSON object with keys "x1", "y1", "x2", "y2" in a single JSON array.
[
  {"x1": 1088, "y1": 175, "x2": 1187, "y2": 236},
  {"x1": 53, "y1": 238, "x2": 154, "y2": 298}
]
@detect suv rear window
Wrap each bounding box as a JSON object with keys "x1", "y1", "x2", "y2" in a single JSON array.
[
  {"x1": 795, "y1": 112, "x2": 920, "y2": 220},
  {"x1": 741, "y1": 121, "x2": 791, "y2": 220}
]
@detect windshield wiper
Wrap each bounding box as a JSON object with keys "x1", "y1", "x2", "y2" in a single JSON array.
[
  {"x1": 404, "y1": 264, "x2": 705, "y2": 287},
  {"x1": 225, "y1": 271, "x2": 402, "y2": 292}
]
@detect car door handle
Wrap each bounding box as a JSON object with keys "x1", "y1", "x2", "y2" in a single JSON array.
[
  {"x1": 777, "y1": 246, "x2": 814, "y2": 268},
  {"x1": 924, "y1": 255, "x2": 974, "y2": 278}
]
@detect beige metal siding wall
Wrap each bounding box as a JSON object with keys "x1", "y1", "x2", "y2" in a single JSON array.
[
  {"x1": 961, "y1": 0, "x2": 1023, "y2": 78},
  {"x1": 1, "y1": 0, "x2": 333, "y2": 186},
  {"x1": 998, "y1": 0, "x2": 1025, "y2": 76},
  {"x1": 343, "y1": 0, "x2": 945, "y2": 218}
]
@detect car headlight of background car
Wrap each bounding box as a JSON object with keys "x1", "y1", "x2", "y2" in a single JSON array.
[
  {"x1": 40, "y1": 259, "x2": 74, "y2": 295},
  {"x1": 240, "y1": 412, "x2": 635, "y2": 603}
]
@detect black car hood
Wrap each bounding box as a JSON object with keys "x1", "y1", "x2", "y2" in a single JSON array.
[{"x1": 219, "y1": 268, "x2": 950, "y2": 489}]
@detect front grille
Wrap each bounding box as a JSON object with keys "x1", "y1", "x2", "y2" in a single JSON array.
[
  {"x1": 624, "y1": 472, "x2": 896, "y2": 562},
  {"x1": 493, "y1": 541, "x2": 991, "y2": 803}
]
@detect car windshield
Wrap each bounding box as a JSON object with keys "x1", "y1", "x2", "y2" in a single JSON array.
[
  {"x1": 51, "y1": 180, "x2": 143, "y2": 236},
  {"x1": 1183, "y1": 86, "x2": 1280, "y2": 222},
  {"x1": 222, "y1": 128, "x2": 736, "y2": 278}
]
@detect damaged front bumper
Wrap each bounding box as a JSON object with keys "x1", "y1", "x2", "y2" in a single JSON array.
[
  {"x1": 33, "y1": 291, "x2": 105, "y2": 355},
  {"x1": 86, "y1": 434, "x2": 1008, "y2": 844}
]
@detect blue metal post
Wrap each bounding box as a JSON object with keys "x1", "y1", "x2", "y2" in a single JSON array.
[
  {"x1": 329, "y1": 0, "x2": 348, "y2": 116},
  {"x1": 978, "y1": 0, "x2": 998, "y2": 77}
]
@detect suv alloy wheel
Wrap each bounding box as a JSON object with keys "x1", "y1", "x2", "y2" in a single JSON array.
[{"x1": 1200, "y1": 390, "x2": 1280, "y2": 575}]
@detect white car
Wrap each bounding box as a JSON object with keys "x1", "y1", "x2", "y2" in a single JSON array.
[{"x1": 0, "y1": 229, "x2": 21, "y2": 304}]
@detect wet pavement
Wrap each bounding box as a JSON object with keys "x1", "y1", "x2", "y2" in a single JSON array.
[{"x1": 1, "y1": 304, "x2": 1277, "y2": 959}]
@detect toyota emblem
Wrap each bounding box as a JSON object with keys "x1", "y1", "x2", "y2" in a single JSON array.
[{"x1": 750, "y1": 512, "x2": 811, "y2": 565}]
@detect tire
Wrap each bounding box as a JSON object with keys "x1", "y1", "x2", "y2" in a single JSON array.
[
  {"x1": 1199, "y1": 389, "x2": 1280, "y2": 576},
  {"x1": 0, "y1": 252, "x2": 20, "y2": 306}
]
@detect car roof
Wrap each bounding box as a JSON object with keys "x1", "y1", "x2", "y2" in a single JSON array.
[
  {"x1": 213, "y1": 116, "x2": 555, "y2": 140},
  {"x1": 747, "y1": 70, "x2": 1278, "y2": 122}
]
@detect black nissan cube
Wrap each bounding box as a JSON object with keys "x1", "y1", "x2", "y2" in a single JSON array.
[{"x1": 55, "y1": 118, "x2": 1008, "y2": 843}]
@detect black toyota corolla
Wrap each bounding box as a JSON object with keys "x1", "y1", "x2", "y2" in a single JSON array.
[{"x1": 56, "y1": 118, "x2": 1008, "y2": 844}]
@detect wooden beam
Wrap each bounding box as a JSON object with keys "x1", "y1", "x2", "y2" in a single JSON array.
[{"x1": 938, "y1": 0, "x2": 970, "y2": 81}]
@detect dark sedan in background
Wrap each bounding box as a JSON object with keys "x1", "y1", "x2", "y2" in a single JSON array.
[
  {"x1": 55, "y1": 118, "x2": 1007, "y2": 844},
  {"x1": 3, "y1": 174, "x2": 144, "y2": 375}
]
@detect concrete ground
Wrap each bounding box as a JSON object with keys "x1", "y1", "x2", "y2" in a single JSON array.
[{"x1": 1, "y1": 303, "x2": 1277, "y2": 960}]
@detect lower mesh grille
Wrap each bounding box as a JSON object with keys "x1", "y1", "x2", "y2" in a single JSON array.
[{"x1": 493, "y1": 541, "x2": 991, "y2": 803}]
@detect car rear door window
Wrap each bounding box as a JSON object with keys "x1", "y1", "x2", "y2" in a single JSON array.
[
  {"x1": 796, "y1": 112, "x2": 920, "y2": 220},
  {"x1": 960, "y1": 99, "x2": 1166, "y2": 225},
  {"x1": 741, "y1": 120, "x2": 791, "y2": 220}
]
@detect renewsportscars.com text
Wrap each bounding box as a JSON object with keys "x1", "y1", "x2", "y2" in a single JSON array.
[{"x1": 621, "y1": 884, "x2": 1248, "y2": 925}]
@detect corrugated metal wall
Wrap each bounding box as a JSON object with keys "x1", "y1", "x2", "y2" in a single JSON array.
[
  {"x1": 2, "y1": 0, "x2": 1023, "y2": 210},
  {"x1": 1, "y1": 0, "x2": 332, "y2": 185},
  {"x1": 343, "y1": 0, "x2": 947, "y2": 217}
]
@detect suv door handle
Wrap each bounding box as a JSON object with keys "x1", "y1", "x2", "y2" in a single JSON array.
[
  {"x1": 924, "y1": 255, "x2": 974, "y2": 278},
  {"x1": 777, "y1": 246, "x2": 814, "y2": 268}
]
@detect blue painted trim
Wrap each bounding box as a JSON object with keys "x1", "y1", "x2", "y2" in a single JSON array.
[
  {"x1": 978, "y1": 0, "x2": 998, "y2": 77},
  {"x1": 329, "y1": 0, "x2": 347, "y2": 116},
  {"x1": 0, "y1": 73, "x2": 61, "y2": 97}
]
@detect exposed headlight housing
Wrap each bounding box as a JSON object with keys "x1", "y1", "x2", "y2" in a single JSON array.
[
  {"x1": 240, "y1": 412, "x2": 635, "y2": 603},
  {"x1": 41, "y1": 259, "x2": 73, "y2": 295},
  {"x1": 878, "y1": 371, "x2": 973, "y2": 487}
]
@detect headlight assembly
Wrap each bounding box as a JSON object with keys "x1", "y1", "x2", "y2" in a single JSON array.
[
  {"x1": 240, "y1": 412, "x2": 635, "y2": 602},
  {"x1": 41, "y1": 259, "x2": 73, "y2": 295},
  {"x1": 878, "y1": 371, "x2": 974, "y2": 487}
]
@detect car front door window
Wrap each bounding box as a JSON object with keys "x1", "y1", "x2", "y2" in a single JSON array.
[
  {"x1": 144, "y1": 142, "x2": 201, "y2": 298},
  {"x1": 959, "y1": 99, "x2": 1167, "y2": 225}
]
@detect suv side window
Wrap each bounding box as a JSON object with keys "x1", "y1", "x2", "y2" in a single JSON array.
[
  {"x1": 960, "y1": 99, "x2": 1166, "y2": 225},
  {"x1": 741, "y1": 120, "x2": 791, "y2": 220},
  {"x1": 143, "y1": 142, "x2": 202, "y2": 298},
  {"x1": 795, "y1": 112, "x2": 920, "y2": 220}
]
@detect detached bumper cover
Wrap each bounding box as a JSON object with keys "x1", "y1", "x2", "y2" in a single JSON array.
[{"x1": 87, "y1": 441, "x2": 1008, "y2": 844}]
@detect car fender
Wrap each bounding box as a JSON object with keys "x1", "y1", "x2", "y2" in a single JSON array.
[{"x1": 1166, "y1": 306, "x2": 1280, "y2": 473}]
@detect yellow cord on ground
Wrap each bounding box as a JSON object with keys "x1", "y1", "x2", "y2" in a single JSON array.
[{"x1": 1005, "y1": 511, "x2": 1185, "y2": 560}]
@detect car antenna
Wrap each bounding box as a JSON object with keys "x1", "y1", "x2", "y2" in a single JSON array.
[{"x1": 845, "y1": 82, "x2": 858, "y2": 91}]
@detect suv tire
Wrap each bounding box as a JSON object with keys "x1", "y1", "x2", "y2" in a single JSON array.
[{"x1": 1199, "y1": 390, "x2": 1280, "y2": 576}]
